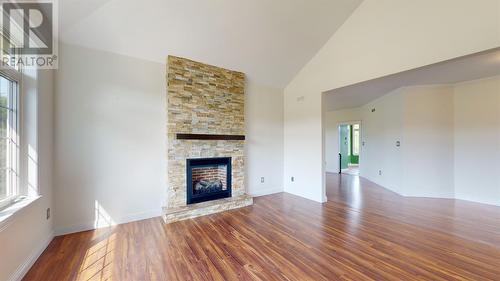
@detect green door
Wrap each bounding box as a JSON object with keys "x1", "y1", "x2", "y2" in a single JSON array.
[{"x1": 339, "y1": 125, "x2": 349, "y2": 170}]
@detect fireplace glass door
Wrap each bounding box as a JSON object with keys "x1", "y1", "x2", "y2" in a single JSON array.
[{"x1": 186, "y1": 157, "x2": 232, "y2": 204}]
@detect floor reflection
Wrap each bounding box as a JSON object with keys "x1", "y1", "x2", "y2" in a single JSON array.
[{"x1": 76, "y1": 233, "x2": 116, "y2": 281}]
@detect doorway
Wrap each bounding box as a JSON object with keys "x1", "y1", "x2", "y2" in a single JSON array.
[{"x1": 339, "y1": 123, "x2": 360, "y2": 176}]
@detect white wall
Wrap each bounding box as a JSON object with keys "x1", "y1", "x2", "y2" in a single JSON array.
[
  {"x1": 0, "y1": 70, "x2": 54, "y2": 281},
  {"x1": 324, "y1": 108, "x2": 361, "y2": 173},
  {"x1": 245, "y1": 81, "x2": 284, "y2": 197},
  {"x1": 285, "y1": 0, "x2": 500, "y2": 203},
  {"x1": 402, "y1": 86, "x2": 455, "y2": 198},
  {"x1": 360, "y1": 89, "x2": 405, "y2": 193},
  {"x1": 358, "y1": 85, "x2": 455, "y2": 197},
  {"x1": 54, "y1": 44, "x2": 167, "y2": 234},
  {"x1": 284, "y1": 90, "x2": 323, "y2": 202},
  {"x1": 54, "y1": 43, "x2": 285, "y2": 234},
  {"x1": 454, "y1": 77, "x2": 500, "y2": 206}
]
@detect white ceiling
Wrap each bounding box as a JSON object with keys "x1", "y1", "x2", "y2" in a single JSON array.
[
  {"x1": 323, "y1": 49, "x2": 500, "y2": 111},
  {"x1": 59, "y1": 0, "x2": 363, "y2": 88}
]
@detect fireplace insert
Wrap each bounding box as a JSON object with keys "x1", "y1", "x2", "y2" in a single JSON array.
[{"x1": 186, "y1": 157, "x2": 232, "y2": 204}]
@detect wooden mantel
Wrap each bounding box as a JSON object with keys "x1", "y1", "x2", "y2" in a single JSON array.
[{"x1": 175, "y1": 134, "x2": 245, "y2": 141}]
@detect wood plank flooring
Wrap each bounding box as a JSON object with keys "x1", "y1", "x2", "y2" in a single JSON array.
[{"x1": 23, "y1": 173, "x2": 500, "y2": 280}]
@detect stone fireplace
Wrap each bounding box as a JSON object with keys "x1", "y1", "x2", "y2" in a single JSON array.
[{"x1": 163, "y1": 56, "x2": 253, "y2": 224}]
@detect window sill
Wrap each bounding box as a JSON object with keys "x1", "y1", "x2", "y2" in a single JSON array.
[{"x1": 0, "y1": 196, "x2": 42, "y2": 232}]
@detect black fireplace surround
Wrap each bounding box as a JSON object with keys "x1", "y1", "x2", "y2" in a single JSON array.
[{"x1": 186, "y1": 157, "x2": 232, "y2": 204}]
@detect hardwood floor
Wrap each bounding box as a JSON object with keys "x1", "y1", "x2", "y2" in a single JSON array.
[{"x1": 24, "y1": 173, "x2": 500, "y2": 280}]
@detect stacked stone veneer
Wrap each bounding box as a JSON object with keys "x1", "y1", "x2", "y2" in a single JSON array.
[{"x1": 167, "y1": 56, "x2": 247, "y2": 209}]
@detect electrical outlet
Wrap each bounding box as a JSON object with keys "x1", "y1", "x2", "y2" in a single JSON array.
[
  {"x1": 291, "y1": 177, "x2": 295, "y2": 182},
  {"x1": 46, "y1": 208, "x2": 51, "y2": 220},
  {"x1": 379, "y1": 170, "x2": 382, "y2": 176},
  {"x1": 260, "y1": 177, "x2": 265, "y2": 183}
]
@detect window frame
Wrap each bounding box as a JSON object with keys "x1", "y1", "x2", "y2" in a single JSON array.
[{"x1": 0, "y1": 65, "x2": 22, "y2": 210}]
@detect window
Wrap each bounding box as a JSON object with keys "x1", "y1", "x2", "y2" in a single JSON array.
[
  {"x1": 353, "y1": 124, "x2": 360, "y2": 156},
  {"x1": 0, "y1": 74, "x2": 20, "y2": 209}
]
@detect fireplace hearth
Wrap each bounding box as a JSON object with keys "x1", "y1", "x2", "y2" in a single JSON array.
[{"x1": 187, "y1": 157, "x2": 232, "y2": 204}]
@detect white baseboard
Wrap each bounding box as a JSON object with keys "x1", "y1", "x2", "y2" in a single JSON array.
[
  {"x1": 8, "y1": 231, "x2": 54, "y2": 281},
  {"x1": 454, "y1": 196, "x2": 500, "y2": 207},
  {"x1": 248, "y1": 187, "x2": 283, "y2": 197},
  {"x1": 402, "y1": 191, "x2": 455, "y2": 199},
  {"x1": 55, "y1": 222, "x2": 99, "y2": 237},
  {"x1": 55, "y1": 209, "x2": 161, "y2": 236},
  {"x1": 358, "y1": 175, "x2": 500, "y2": 206},
  {"x1": 283, "y1": 189, "x2": 325, "y2": 203}
]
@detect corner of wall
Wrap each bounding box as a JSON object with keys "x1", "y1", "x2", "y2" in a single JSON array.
[{"x1": 7, "y1": 230, "x2": 54, "y2": 281}]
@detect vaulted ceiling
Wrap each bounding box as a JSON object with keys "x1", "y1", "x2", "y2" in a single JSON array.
[{"x1": 59, "y1": 0, "x2": 363, "y2": 88}]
